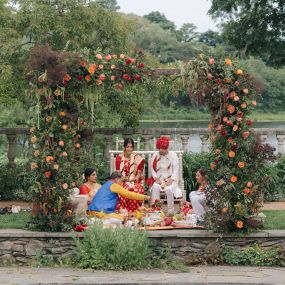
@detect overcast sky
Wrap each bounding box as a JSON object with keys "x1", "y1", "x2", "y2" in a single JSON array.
[{"x1": 116, "y1": 0, "x2": 219, "y2": 32}]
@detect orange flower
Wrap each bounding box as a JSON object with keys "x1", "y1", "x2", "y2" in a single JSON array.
[
  {"x1": 61, "y1": 124, "x2": 68, "y2": 130},
  {"x1": 111, "y1": 64, "x2": 116, "y2": 70},
  {"x1": 61, "y1": 151, "x2": 68, "y2": 157},
  {"x1": 251, "y1": 100, "x2": 257, "y2": 106},
  {"x1": 54, "y1": 89, "x2": 61, "y2": 96},
  {"x1": 215, "y1": 149, "x2": 221, "y2": 155},
  {"x1": 59, "y1": 111, "x2": 66, "y2": 117},
  {"x1": 95, "y1": 53, "x2": 102, "y2": 59},
  {"x1": 243, "y1": 88, "x2": 249, "y2": 94},
  {"x1": 30, "y1": 127, "x2": 36, "y2": 133},
  {"x1": 243, "y1": 188, "x2": 250, "y2": 194},
  {"x1": 223, "y1": 117, "x2": 228, "y2": 123},
  {"x1": 45, "y1": 156, "x2": 54, "y2": 163},
  {"x1": 225, "y1": 58, "x2": 232, "y2": 66},
  {"x1": 110, "y1": 75, "x2": 116, "y2": 81},
  {"x1": 241, "y1": 102, "x2": 247, "y2": 109},
  {"x1": 30, "y1": 162, "x2": 38, "y2": 170},
  {"x1": 234, "y1": 96, "x2": 240, "y2": 101},
  {"x1": 236, "y1": 69, "x2": 243, "y2": 75},
  {"x1": 208, "y1": 123, "x2": 213, "y2": 129},
  {"x1": 58, "y1": 140, "x2": 65, "y2": 147},
  {"x1": 230, "y1": 175, "x2": 237, "y2": 183},
  {"x1": 75, "y1": 143, "x2": 81, "y2": 149},
  {"x1": 221, "y1": 207, "x2": 228, "y2": 214},
  {"x1": 88, "y1": 64, "x2": 96, "y2": 74},
  {"x1": 31, "y1": 136, "x2": 37, "y2": 144},
  {"x1": 34, "y1": 150, "x2": 40, "y2": 158},
  {"x1": 63, "y1": 74, "x2": 71, "y2": 82},
  {"x1": 228, "y1": 150, "x2": 235, "y2": 158},
  {"x1": 46, "y1": 116, "x2": 53, "y2": 123},
  {"x1": 216, "y1": 179, "x2": 225, "y2": 186},
  {"x1": 44, "y1": 171, "x2": 52, "y2": 178},
  {"x1": 85, "y1": 75, "x2": 91, "y2": 82},
  {"x1": 236, "y1": 220, "x2": 244, "y2": 229},
  {"x1": 233, "y1": 125, "x2": 238, "y2": 131},
  {"x1": 229, "y1": 91, "x2": 236, "y2": 98},
  {"x1": 227, "y1": 105, "x2": 235, "y2": 114},
  {"x1": 242, "y1": 131, "x2": 250, "y2": 139},
  {"x1": 238, "y1": 162, "x2": 245, "y2": 168},
  {"x1": 224, "y1": 78, "x2": 232, "y2": 83}
]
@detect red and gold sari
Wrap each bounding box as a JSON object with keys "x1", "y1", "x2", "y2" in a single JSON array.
[{"x1": 115, "y1": 153, "x2": 144, "y2": 212}]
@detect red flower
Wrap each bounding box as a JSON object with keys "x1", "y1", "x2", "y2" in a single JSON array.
[
  {"x1": 122, "y1": 73, "x2": 129, "y2": 80},
  {"x1": 117, "y1": 83, "x2": 123, "y2": 91},
  {"x1": 233, "y1": 143, "x2": 238, "y2": 150},
  {"x1": 125, "y1": 58, "x2": 133, "y2": 65},
  {"x1": 77, "y1": 75, "x2": 83, "y2": 81},
  {"x1": 135, "y1": 74, "x2": 141, "y2": 81},
  {"x1": 215, "y1": 78, "x2": 222, "y2": 84},
  {"x1": 138, "y1": 63, "x2": 145, "y2": 68},
  {"x1": 246, "y1": 120, "x2": 253, "y2": 126},
  {"x1": 221, "y1": 130, "x2": 227, "y2": 137}
]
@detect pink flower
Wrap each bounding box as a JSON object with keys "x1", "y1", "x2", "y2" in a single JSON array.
[
  {"x1": 207, "y1": 73, "x2": 213, "y2": 80},
  {"x1": 96, "y1": 54, "x2": 102, "y2": 60},
  {"x1": 138, "y1": 63, "x2": 145, "y2": 68},
  {"x1": 105, "y1": 54, "x2": 112, "y2": 61},
  {"x1": 209, "y1": 57, "x2": 215, "y2": 65},
  {"x1": 99, "y1": 74, "x2": 106, "y2": 81},
  {"x1": 233, "y1": 125, "x2": 238, "y2": 131},
  {"x1": 120, "y1": 54, "x2": 125, "y2": 59}
]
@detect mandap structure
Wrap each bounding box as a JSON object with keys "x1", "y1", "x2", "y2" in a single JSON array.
[{"x1": 28, "y1": 45, "x2": 269, "y2": 232}]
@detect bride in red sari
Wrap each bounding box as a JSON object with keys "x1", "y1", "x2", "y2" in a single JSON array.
[{"x1": 115, "y1": 138, "x2": 145, "y2": 213}]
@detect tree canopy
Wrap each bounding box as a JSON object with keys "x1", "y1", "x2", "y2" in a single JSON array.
[{"x1": 209, "y1": 0, "x2": 285, "y2": 67}]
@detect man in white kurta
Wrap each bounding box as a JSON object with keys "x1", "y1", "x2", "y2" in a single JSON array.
[{"x1": 150, "y1": 137, "x2": 182, "y2": 215}]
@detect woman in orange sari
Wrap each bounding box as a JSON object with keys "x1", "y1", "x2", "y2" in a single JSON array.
[{"x1": 115, "y1": 138, "x2": 145, "y2": 213}]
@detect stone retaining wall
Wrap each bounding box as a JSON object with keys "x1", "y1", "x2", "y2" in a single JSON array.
[{"x1": 0, "y1": 230, "x2": 284, "y2": 265}]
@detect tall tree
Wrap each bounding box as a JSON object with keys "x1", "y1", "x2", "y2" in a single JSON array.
[
  {"x1": 144, "y1": 11, "x2": 176, "y2": 33},
  {"x1": 95, "y1": 0, "x2": 120, "y2": 11},
  {"x1": 177, "y1": 23, "x2": 199, "y2": 42},
  {"x1": 209, "y1": 0, "x2": 285, "y2": 67},
  {"x1": 198, "y1": 30, "x2": 223, "y2": 47}
]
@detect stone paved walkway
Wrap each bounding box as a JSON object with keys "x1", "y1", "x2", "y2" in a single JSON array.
[{"x1": 0, "y1": 266, "x2": 284, "y2": 285}]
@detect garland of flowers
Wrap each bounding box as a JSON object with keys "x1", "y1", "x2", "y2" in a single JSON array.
[{"x1": 28, "y1": 45, "x2": 148, "y2": 231}]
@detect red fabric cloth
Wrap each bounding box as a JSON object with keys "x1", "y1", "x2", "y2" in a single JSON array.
[
  {"x1": 115, "y1": 157, "x2": 145, "y2": 212},
  {"x1": 156, "y1": 136, "x2": 169, "y2": 149},
  {"x1": 79, "y1": 184, "x2": 90, "y2": 195}
]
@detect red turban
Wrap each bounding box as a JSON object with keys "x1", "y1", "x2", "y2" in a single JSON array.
[{"x1": 156, "y1": 136, "x2": 170, "y2": 149}]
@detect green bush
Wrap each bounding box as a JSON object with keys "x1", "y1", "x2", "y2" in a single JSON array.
[
  {"x1": 74, "y1": 226, "x2": 151, "y2": 270},
  {"x1": 223, "y1": 244, "x2": 280, "y2": 266},
  {"x1": 183, "y1": 152, "x2": 212, "y2": 201},
  {"x1": 0, "y1": 160, "x2": 33, "y2": 201}
]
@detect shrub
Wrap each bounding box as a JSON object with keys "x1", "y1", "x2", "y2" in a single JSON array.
[
  {"x1": 0, "y1": 160, "x2": 33, "y2": 201},
  {"x1": 74, "y1": 226, "x2": 151, "y2": 270},
  {"x1": 223, "y1": 244, "x2": 280, "y2": 266}
]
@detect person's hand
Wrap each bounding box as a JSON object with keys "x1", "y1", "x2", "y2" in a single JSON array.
[
  {"x1": 155, "y1": 178, "x2": 162, "y2": 184},
  {"x1": 144, "y1": 195, "x2": 151, "y2": 201},
  {"x1": 165, "y1": 179, "x2": 173, "y2": 186}
]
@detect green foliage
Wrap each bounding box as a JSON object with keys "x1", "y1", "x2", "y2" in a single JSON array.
[
  {"x1": 0, "y1": 161, "x2": 33, "y2": 201},
  {"x1": 183, "y1": 152, "x2": 213, "y2": 200},
  {"x1": 95, "y1": 0, "x2": 120, "y2": 12},
  {"x1": 223, "y1": 244, "x2": 280, "y2": 266},
  {"x1": 144, "y1": 11, "x2": 176, "y2": 33},
  {"x1": 209, "y1": 0, "x2": 285, "y2": 67},
  {"x1": 74, "y1": 226, "x2": 151, "y2": 270}
]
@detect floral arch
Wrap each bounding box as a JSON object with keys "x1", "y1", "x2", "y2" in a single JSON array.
[{"x1": 29, "y1": 45, "x2": 263, "y2": 232}]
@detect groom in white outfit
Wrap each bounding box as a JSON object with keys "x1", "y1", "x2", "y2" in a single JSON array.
[{"x1": 148, "y1": 136, "x2": 182, "y2": 215}]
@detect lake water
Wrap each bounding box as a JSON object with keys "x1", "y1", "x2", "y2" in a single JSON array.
[{"x1": 139, "y1": 120, "x2": 285, "y2": 153}]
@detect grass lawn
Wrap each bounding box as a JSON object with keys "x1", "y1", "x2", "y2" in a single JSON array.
[
  {"x1": 262, "y1": 210, "x2": 285, "y2": 230},
  {"x1": 0, "y1": 211, "x2": 31, "y2": 229}
]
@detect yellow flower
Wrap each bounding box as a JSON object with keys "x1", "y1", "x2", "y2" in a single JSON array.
[{"x1": 225, "y1": 58, "x2": 232, "y2": 66}]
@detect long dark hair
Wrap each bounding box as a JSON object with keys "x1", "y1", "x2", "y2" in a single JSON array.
[
  {"x1": 197, "y1": 168, "x2": 209, "y2": 182},
  {"x1": 84, "y1": 168, "x2": 96, "y2": 180},
  {"x1": 123, "y1": 137, "x2": 134, "y2": 148}
]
